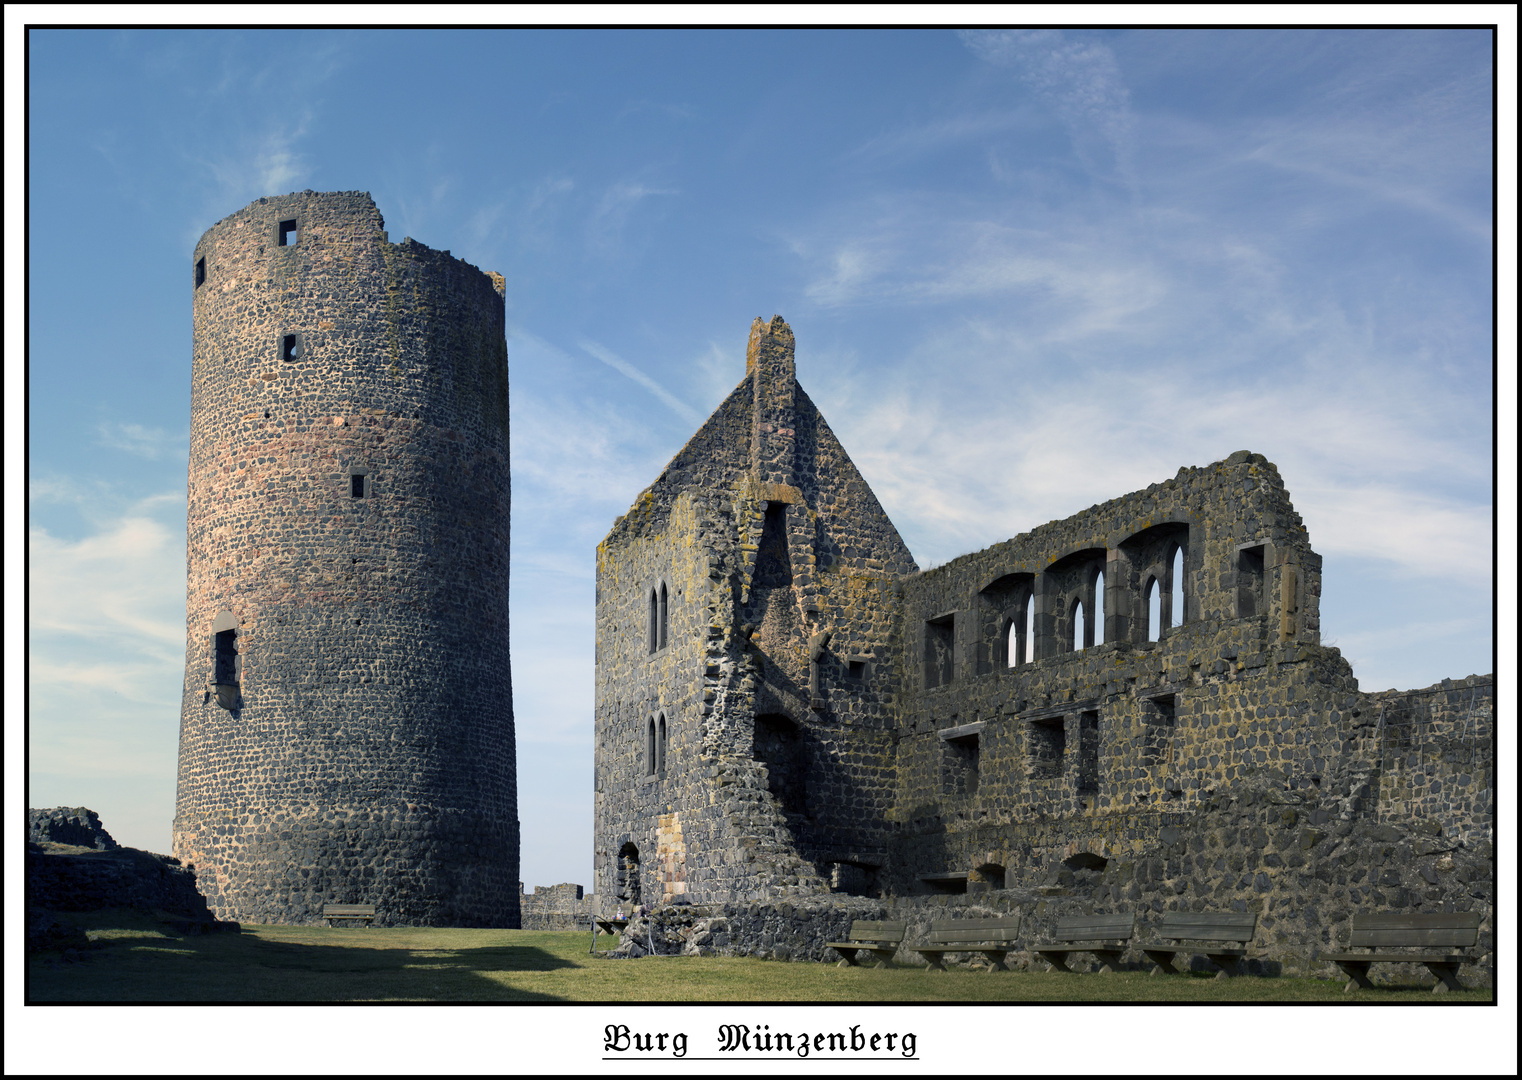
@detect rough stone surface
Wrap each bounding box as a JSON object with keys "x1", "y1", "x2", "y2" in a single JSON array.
[
  {"x1": 29, "y1": 807, "x2": 119, "y2": 850},
  {"x1": 519, "y1": 882, "x2": 599, "y2": 930},
  {"x1": 590, "y1": 316, "x2": 1493, "y2": 984},
  {"x1": 27, "y1": 811, "x2": 241, "y2": 950},
  {"x1": 175, "y1": 191, "x2": 518, "y2": 927}
]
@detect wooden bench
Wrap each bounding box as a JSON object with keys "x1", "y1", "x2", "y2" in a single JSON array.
[
  {"x1": 916, "y1": 916, "x2": 1021, "y2": 972},
  {"x1": 826, "y1": 920, "x2": 907, "y2": 968},
  {"x1": 1319, "y1": 912, "x2": 1481, "y2": 993},
  {"x1": 1031, "y1": 913, "x2": 1134, "y2": 974},
  {"x1": 322, "y1": 903, "x2": 376, "y2": 927},
  {"x1": 1142, "y1": 911, "x2": 1258, "y2": 978}
]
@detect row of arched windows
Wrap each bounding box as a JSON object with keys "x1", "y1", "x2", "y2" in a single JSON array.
[
  {"x1": 647, "y1": 582, "x2": 669, "y2": 654},
  {"x1": 960, "y1": 526, "x2": 1195, "y2": 687},
  {"x1": 645, "y1": 712, "x2": 668, "y2": 776}
]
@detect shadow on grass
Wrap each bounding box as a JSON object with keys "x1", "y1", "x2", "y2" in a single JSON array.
[{"x1": 28, "y1": 916, "x2": 573, "y2": 1002}]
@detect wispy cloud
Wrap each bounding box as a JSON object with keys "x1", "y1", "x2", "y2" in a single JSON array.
[
  {"x1": 960, "y1": 29, "x2": 1135, "y2": 179},
  {"x1": 586, "y1": 180, "x2": 678, "y2": 254},
  {"x1": 579, "y1": 339, "x2": 700, "y2": 423},
  {"x1": 95, "y1": 421, "x2": 187, "y2": 461}
]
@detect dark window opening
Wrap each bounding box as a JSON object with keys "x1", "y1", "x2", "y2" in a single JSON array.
[
  {"x1": 942, "y1": 733, "x2": 979, "y2": 796},
  {"x1": 924, "y1": 614, "x2": 954, "y2": 689},
  {"x1": 1063, "y1": 852, "x2": 1109, "y2": 872},
  {"x1": 830, "y1": 861, "x2": 877, "y2": 897},
  {"x1": 281, "y1": 333, "x2": 301, "y2": 362},
  {"x1": 615, "y1": 842, "x2": 641, "y2": 906},
  {"x1": 195, "y1": 257, "x2": 206, "y2": 288},
  {"x1": 646, "y1": 717, "x2": 657, "y2": 776},
  {"x1": 350, "y1": 474, "x2": 365, "y2": 498},
  {"x1": 278, "y1": 219, "x2": 298, "y2": 246},
  {"x1": 752, "y1": 503, "x2": 792, "y2": 588},
  {"x1": 846, "y1": 659, "x2": 866, "y2": 681},
  {"x1": 647, "y1": 588, "x2": 658, "y2": 654},
  {"x1": 1142, "y1": 695, "x2": 1176, "y2": 768},
  {"x1": 1077, "y1": 710, "x2": 1100, "y2": 793},
  {"x1": 923, "y1": 874, "x2": 968, "y2": 895},
  {"x1": 1237, "y1": 545, "x2": 1266, "y2": 618},
  {"x1": 658, "y1": 582, "x2": 668, "y2": 650},
  {"x1": 214, "y1": 628, "x2": 238, "y2": 686},
  {"x1": 753, "y1": 713, "x2": 808, "y2": 817},
  {"x1": 656, "y1": 713, "x2": 667, "y2": 776},
  {"x1": 1028, "y1": 717, "x2": 1065, "y2": 780}
]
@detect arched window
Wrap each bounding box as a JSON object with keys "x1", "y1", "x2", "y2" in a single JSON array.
[
  {"x1": 656, "y1": 713, "x2": 667, "y2": 775},
  {"x1": 1146, "y1": 577, "x2": 1160, "y2": 642},
  {"x1": 1005, "y1": 617, "x2": 1019, "y2": 668},
  {"x1": 658, "y1": 582, "x2": 669, "y2": 650},
  {"x1": 1025, "y1": 600, "x2": 1035, "y2": 663},
  {"x1": 1170, "y1": 546, "x2": 1185, "y2": 628},
  {"x1": 647, "y1": 588, "x2": 658, "y2": 654},
  {"x1": 1093, "y1": 569, "x2": 1105, "y2": 645},
  {"x1": 1072, "y1": 597, "x2": 1085, "y2": 652},
  {"x1": 647, "y1": 716, "x2": 657, "y2": 775}
]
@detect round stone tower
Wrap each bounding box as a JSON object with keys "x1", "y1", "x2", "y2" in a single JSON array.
[{"x1": 175, "y1": 190, "x2": 518, "y2": 927}]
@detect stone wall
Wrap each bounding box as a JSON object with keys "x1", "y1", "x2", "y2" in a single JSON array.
[
  {"x1": 175, "y1": 191, "x2": 518, "y2": 927},
  {"x1": 519, "y1": 883, "x2": 598, "y2": 930},
  {"x1": 591, "y1": 316, "x2": 1493, "y2": 991},
  {"x1": 29, "y1": 807, "x2": 119, "y2": 851},
  {"x1": 594, "y1": 317, "x2": 916, "y2": 909}
]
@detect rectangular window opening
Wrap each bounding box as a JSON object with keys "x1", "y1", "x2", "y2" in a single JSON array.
[
  {"x1": 195, "y1": 257, "x2": 206, "y2": 288},
  {"x1": 924, "y1": 614, "x2": 954, "y2": 689},
  {"x1": 281, "y1": 334, "x2": 299, "y2": 362},
  {"x1": 278, "y1": 219, "x2": 298, "y2": 246},
  {"x1": 846, "y1": 659, "x2": 866, "y2": 681},
  {"x1": 351, "y1": 474, "x2": 365, "y2": 498},
  {"x1": 1237, "y1": 545, "x2": 1266, "y2": 618},
  {"x1": 1028, "y1": 718, "x2": 1065, "y2": 780}
]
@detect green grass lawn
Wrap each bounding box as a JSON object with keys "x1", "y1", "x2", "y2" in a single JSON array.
[{"x1": 27, "y1": 909, "x2": 1492, "y2": 1003}]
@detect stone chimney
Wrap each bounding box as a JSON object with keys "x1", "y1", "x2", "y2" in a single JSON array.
[{"x1": 748, "y1": 315, "x2": 797, "y2": 489}]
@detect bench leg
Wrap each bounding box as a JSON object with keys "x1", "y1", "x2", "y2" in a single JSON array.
[
  {"x1": 1425, "y1": 962, "x2": 1463, "y2": 993},
  {"x1": 834, "y1": 948, "x2": 861, "y2": 967},
  {"x1": 1093, "y1": 949, "x2": 1124, "y2": 975},
  {"x1": 1334, "y1": 960, "x2": 1373, "y2": 993},
  {"x1": 979, "y1": 950, "x2": 1010, "y2": 971},
  {"x1": 1143, "y1": 949, "x2": 1177, "y2": 977},
  {"x1": 1041, "y1": 950, "x2": 1072, "y2": 973},
  {"x1": 868, "y1": 949, "x2": 894, "y2": 969},
  {"x1": 1206, "y1": 953, "x2": 1242, "y2": 979},
  {"x1": 921, "y1": 951, "x2": 946, "y2": 972}
]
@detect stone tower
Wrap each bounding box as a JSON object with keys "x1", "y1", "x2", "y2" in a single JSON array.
[{"x1": 175, "y1": 191, "x2": 519, "y2": 927}]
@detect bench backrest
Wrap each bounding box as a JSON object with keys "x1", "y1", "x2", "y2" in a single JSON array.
[
  {"x1": 1348, "y1": 912, "x2": 1480, "y2": 950},
  {"x1": 1052, "y1": 913, "x2": 1134, "y2": 941},
  {"x1": 1152, "y1": 911, "x2": 1258, "y2": 943},
  {"x1": 924, "y1": 916, "x2": 1021, "y2": 946},
  {"x1": 846, "y1": 920, "x2": 907, "y2": 943},
  {"x1": 323, "y1": 904, "x2": 376, "y2": 916}
]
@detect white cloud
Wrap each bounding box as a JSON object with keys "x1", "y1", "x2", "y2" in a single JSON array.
[
  {"x1": 960, "y1": 29, "x2": 1135, "y2": 178},
  {"x1": 95, "y1": 420, "x2": 187, "y2": 461},
  {"x1": 579, "y1": 339, "x2": 701, "y2": 424}
]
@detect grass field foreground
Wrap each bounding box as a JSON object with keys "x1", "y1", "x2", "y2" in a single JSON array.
[{"x1": 26, "y1": 911, "x2": 1493, "y2": 1003}]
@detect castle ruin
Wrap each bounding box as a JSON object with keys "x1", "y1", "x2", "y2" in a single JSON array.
[
  {"x1": 175, "y1": 191, "x2": 519, "y2": 927},
  {"x1": 593, "y1": 316, "x2": 1493, "y2": 971}
]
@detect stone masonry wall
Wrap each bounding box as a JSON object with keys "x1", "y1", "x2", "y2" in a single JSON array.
[
  {"x1": 595, "y1": 318, "x2": 918, "y2": 908},
  {"x1": 519, "y1": 883, "x2": 599, "y2": 930},
  {"x1": 175, "y1": 191, "x2": 518, "y2": 927}
]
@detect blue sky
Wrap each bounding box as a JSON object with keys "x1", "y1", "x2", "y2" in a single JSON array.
[{"x1": 24, "y1": 26, "x2": 1504, "y2": 899}]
